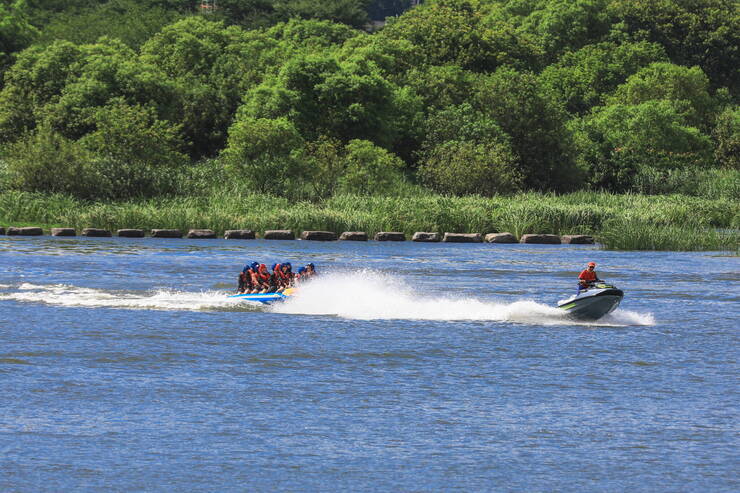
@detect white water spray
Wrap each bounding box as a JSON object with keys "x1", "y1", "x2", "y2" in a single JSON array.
[
  {"x1": 273, "y1": 271, "x2": 654, "y2": 326},
  {"x1": 0, "y1": 283, "x2": 245, "y2": 311},
  {"x1": 0, "y1": 275, "x2": 654, "y2": 326}
]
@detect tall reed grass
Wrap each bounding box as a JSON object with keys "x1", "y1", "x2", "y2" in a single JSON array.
[{"x1": 0, "y1": 190, "x2": 737, "y2": 251}]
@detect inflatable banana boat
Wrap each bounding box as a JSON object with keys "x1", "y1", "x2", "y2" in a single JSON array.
[{"x1": 228, "y1": 288, "x2": 296, "y2": 305}]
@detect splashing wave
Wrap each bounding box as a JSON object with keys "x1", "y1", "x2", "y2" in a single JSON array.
[
  {"x1": 275, "y1": 271, "x2": 654, "y2": 326},
  {"x1": 0, "y1": 274, "x2": 654, "y2": 326}
]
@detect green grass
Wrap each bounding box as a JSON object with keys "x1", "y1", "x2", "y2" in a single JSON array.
[{"x1": 0, "y1": 190, "x2": 737, "y2": 251}]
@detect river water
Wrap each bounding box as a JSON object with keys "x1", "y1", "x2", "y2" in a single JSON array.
[{"x1": 0, "y1": 236, "x2": 737, "y2": 491}]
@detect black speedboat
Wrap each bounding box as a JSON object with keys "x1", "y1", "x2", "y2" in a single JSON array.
[{"x1": 557, "y1": 282, "x2": 624, "y2": 320}]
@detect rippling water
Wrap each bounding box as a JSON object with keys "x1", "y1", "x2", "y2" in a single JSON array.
[{"x1": 1, "y1": 236, "x2": 737, "y2": 491}]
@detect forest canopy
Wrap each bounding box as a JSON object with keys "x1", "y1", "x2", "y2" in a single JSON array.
[{"x1": 0, "y1": 0, "x2": 737, "y2": 201}]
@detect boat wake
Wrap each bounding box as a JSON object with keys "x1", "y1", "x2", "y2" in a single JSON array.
[
  {"x1": 275, "y1": 272, "x2": 654, "y2": 326},
  {"x1": 0, "y1": 283, "x2": 251, "y2": 312},
  {"x1": 0, "y1": 275, "x2": 655, "y2": 326}
]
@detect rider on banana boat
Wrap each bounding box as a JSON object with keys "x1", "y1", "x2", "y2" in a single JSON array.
[
  {"x1": 253, "y1": 263, "x2": 272, "y2": 293},
  {"x1": 238, "y1": 262, "x2": 260, "y2": 294},
  {"x1": 303, "y1": 262, "x2": 317, "y2": 279},
  {"x1": 238, "y1": 263, "x2": 252, "y2": 294},
  {"x1": 269, "y1": 263, "x2": 287, "y2": 293}
]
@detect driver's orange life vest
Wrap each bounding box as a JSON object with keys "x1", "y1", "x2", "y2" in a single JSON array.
[{"x1": 579, "y1": 269, "x2": 597, "y2": 282}]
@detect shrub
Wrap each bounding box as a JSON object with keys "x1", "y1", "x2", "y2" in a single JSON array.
[
  {"x1": 222, "y1": 116, "x2": 306, "y2": 197},
  {"x1": 419, "y1": 140, "x2": 521, "y2": 196},
  {"x1": 337, "y1": 139, "x2": 404, "y2": 195}
]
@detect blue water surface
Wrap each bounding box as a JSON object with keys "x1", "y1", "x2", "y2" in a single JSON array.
[{"x1": 0, "y1": 236, "x2": 738, "y2": 492}]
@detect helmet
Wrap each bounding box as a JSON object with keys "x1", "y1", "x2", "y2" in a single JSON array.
[
  {"x1": 259, "y1": 263, "x2": 267, "y2": 271},
  {"x1": 306, "y1": 263, "x2": 315, "y2": 270},
  {"x1": 298, "y1": 267, "x2": 306, "y2": 274},
  {"x1": 283, "y1": 262, "x2": 292, "y2": 269},
  {"x1": 587, "y1": 261, "x2": 596, "y2": 267},
  {"x1": 250, "y1": 262, "x2": 259, "y2": 270},
  {"x1": 271, "y1": 263, "x2": 278, "y2": 271},
  {"x1": 243, "y1": 263, "x2": 251, "y2": 273}
]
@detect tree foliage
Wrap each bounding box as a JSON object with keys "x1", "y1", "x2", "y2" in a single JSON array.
[{"x1": 0, "y1": 0, "x2": 736, "y2": 200}]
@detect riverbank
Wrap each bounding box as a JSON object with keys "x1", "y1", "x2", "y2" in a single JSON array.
[{"x1": 0, "y1": 190, "x2": 737, "y2": 251}]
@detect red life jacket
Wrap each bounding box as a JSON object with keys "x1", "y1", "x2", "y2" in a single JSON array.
[
  {"x1": 256, "y1": 265, "x2": 271, "y2": 283},
  {"x1": 579, "y1": 269, "x2": 598, "y2": 282}
]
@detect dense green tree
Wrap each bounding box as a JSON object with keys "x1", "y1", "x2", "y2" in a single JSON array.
[
  {"x1": 381, "y1": 0, "x2": 539, "y2": 72},
  {"x1": 44, "y1": 37, "x2": 177, "y2": 140},
  {"x1": 243, "y1": 51, "x2": 419, "y2": 150},
  {"x1": 303, "y1": 136, "x2": 345, "y2": 199},
  {"x1": 419, "y1": 140, "x2": 521, "y2": 196},
  {"x1": 0, "y1": 37, "x2": 177, "y2": 143},
  {"x1": 1, "y1": 0, "x2": 737, "y2": 202},
  {"x1": 77, "y1": 100, "x2": 187, "y2": 198},
  {"x1": 607, "y1": 0, "x2": 740, "y2": 93},
  {"x1": 2, "y1": 123, "x2": 94, "y2": 196},
  {"x1": 337, "y1": 139, "x2": 404, "y2": 195},
  {"x1": 712, "y1": 106, "x2": 739, "y2": 169},
  {"x1": 211, "y1": 0, "x2": 369, "y2": 29},
  {"x1": 35, "y1": 0, "x2": 181, "y2": 48},
  {"x1": 573, "y1": 100, "x2": 713, "y2": 190},
  {"x1": 417, "y1": 103, "x2": 521, "y2": 195},
  {"x1": 3, "y1": 99, "x2": 186, "y2": 199},
  {"x1": 273, "y1": 0, "x2": 369, "y2": 29},
  {"x1": 0, "y1": 0, "x2": 38, "y2": 73},
  {"x1": 515, "y1": 0, "x2": 611, "y2": 62},
  {"x1": 473, "y1": 67, "x2": 581, "y2": 191},
  {"x1": 202, "y1": 0, "x2": 276, "y2": 28},
  {"x1": 141, "y1": 17, "x2": 283, "y2": 157},
  {"x1": 0, "y1": 40, "x2": 82, "y2": 141},
  {"x1": 222, "y1": 116, "x2": 306, "y2": 195},
  {"x1": 339, "y1": 34, "x2": 420, "y2": 80},
  {"x1": 403, "y1": 64, "x2": 479, "y2": 110},
  {"x1": 267, "y1": 17, "x2": 361, "y2": 48},
  {"x1": 609, "y1": 62, "x2": 716, "y2": 130},
  {"x1": 539, "y1": 40, "x2": 666, "y2": 115}
]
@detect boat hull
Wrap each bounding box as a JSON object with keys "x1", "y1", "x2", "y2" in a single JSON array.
[
  {"x1": 558, "y1": 288, "x2": 624, "y2": 320},
  {"x1": 228, "y1": 292, "x2": 288, "y2": 304},
  {"x1": 228, "y1": 288, "x2": 296, "y2": 305}
]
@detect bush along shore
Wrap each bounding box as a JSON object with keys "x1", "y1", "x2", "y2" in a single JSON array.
[{"x1": 1, "y1": 191, "x2": 737, "y2": 252}]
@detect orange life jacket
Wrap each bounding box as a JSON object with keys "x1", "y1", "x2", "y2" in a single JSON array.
[
  {"x1": 256, "y1": 265, "x2": 271, "y2": 283},
  {"x1": 579, "y1": 269, "x2": 598, "y2": 282}
]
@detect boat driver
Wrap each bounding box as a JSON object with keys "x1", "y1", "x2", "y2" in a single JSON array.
[{"x1": 578, "y1": 261, "x2": 600, "y2": 292}]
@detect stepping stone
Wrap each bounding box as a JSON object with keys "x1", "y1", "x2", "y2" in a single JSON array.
[
  {"x1": 443, "y1": 233, "x2": 482, "y2": 243},
  {"x1": 0, "y1": 227, "x2": 5, "y2": 235},
  {"x1": 7, "y1": 227, "x2": 43, "y2": 236},
  {"x1": 51, "y1": 228, "x2": 76, "y2": 236},
  {"x1": 301, "y1": 231, "x2": 337, "y2": 241},
  {"x1": 339, "y1": 231, "x2": 368, "y2": 241},
  {"x1": 485, "y1": 232, "x2": 517, "y2": 244},
  {"x1": 374, "y1": 232, "x2": 406, "y2": 241},
  {"x1": 520, "y1": 234, "x2": 561, "y2": 244},
  {"x1": 561, "y1": 234, "x2": 595, "y2": 244},
  {"x1": 118, "y1": 229, "x2": 145, "y2": 238},
  {"x1": 187, "y1": 229, "x2": 217, "y2": 239},
  {"x1": 151, "y1": 229, "x2": 182, "y2": 238},
  {"x1": 82, "y1": 228, "x2": 111, "y2": 237},
  {"x1": 412, "y1": 232, "x2": 441, "y2": 242},
  {"x1": 224, "y1": 230, "x2": 255, "y2": 240},
  {"x1": 263, "y1": 230, "x2": 295, "y2": 240}
]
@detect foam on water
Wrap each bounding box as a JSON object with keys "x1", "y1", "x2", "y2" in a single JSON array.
[
  {"x1": 0, "y1": 283, "x2": 253, "y2": 311},
  {"x1": 0, "y1": 275, "x2": 654, "y2": 326},
  {"x1": 274, "y1": 271, "x2": 654, "y2": 326}
]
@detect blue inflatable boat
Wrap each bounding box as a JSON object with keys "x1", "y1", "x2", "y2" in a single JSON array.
[{"x1": 228, "y1": 288, "x2": 295, "y2": 305}]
